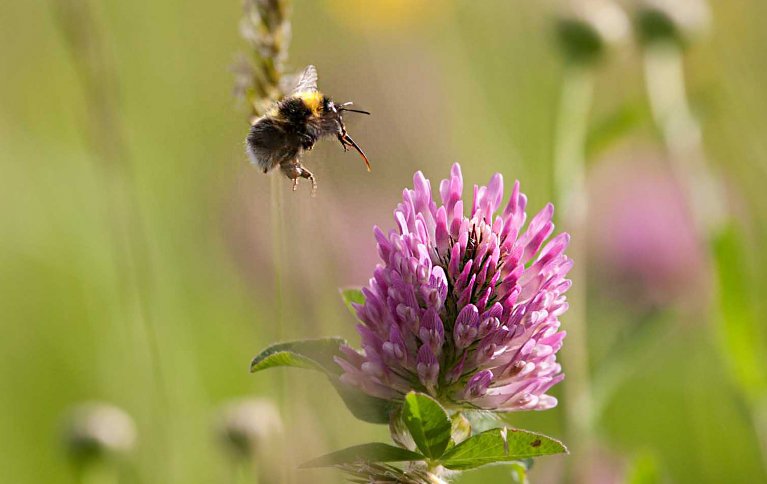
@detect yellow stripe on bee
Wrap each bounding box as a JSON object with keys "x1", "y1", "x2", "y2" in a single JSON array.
[{"x1": 296, "y1": 91, "x2": 323, "y2": 115}]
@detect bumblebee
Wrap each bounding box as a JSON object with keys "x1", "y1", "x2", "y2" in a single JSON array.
[{"x1": 246, "y1": 65, "x2": 370, "y2": 191}]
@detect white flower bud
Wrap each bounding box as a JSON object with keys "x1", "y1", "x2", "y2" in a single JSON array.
[
  {"x1": 215, "y1": 398, "x2": 282, "y2": 460},
  {"x1": 556, "y1": 1, "x2": 629, "y2": 64},
  {"x1": 62, "y1": 402, "x2": 136, "y2": 462},
  {"x1": 636, "y1": 0, "x2": 711, "y2": 46}
]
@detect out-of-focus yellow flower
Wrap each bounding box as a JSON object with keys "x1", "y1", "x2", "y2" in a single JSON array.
[{"x1": 324, "y1": 0, "x2": 449, "y2": 32}]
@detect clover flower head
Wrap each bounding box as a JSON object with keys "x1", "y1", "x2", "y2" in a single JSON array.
[
  {"x1": 588, "y1": 156, "x2": 706, "y2": 307},
  {"x1": 336, "y1": 164, "x2": 572, "y2": 412}
]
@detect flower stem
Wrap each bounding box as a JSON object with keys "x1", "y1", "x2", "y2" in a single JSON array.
[
  {"x1": 554, "y1": 67, "x2": 593, "y2": 223},
  {"x1": 237, "y1": 1, "x2": 295, "y2": 481},
  {"x1": 268, "y1": 166, "x2": 293, "y2": 483},
  {"x1": 76, "y1": 463, "x2": 118, "y2": 484},
  {"x1": 232, "y1": 459, "x2": 259, "y2": 484},
  {"x1": 642, "y1": 41, "x2": 725, "y2": 236},
  {"x1": 238, "y1": 0, "x2": 293, "y2": 347},
  {"x1": 270, "y1": 174, "x2": 287, "y2": 337},
  {"x1": 553, "y1": 65, "x2": 595, "y2": 481}
]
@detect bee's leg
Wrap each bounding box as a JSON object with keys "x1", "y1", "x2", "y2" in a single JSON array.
[
  {"x1": 281, "y1": 160, "x2": 316, "y2": 193},
  {"x1": 294, "y1": 163, "x2": 316, "y2": 194},
  {"x1": 303, "y1": 169, "x2": 317, "y2": 195},
  {"x1": 280, "y1": 160, "x2": 302, "y2": 190}
]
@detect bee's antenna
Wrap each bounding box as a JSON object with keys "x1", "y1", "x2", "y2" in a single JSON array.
[
  {"x1": 339, "y1": 108, "x2": 371, "y2": 115},
  {"x1": 338, "y1": 101, "x2": 370, "y2": 115}
]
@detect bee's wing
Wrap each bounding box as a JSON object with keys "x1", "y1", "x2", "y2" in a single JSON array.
[{"x1": 291, "y1": 65, "x2": 318, "y2": 94}]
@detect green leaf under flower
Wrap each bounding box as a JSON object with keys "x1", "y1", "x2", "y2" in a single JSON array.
[
  {"x1": 299, "y1": 443, "x2": 425, "y2": 468},
  {"x1": 250, "y1": 337, "x2": 395, "y2": 424},
  {"x1": 440, "y1": 428, "x2": 567, "y2": 470},
  {"x1": 401, "y1": 392, "x2": 452, "y2": 459},
  {"x1": 340, "y1": 287, "x2": 365, "y2": 316},
  {"x1": 330, "y1": 378, "x2": 395, "y2": 424},
  {"x1": 250, "y1": 337, "x2": 346, "y2": 374}
]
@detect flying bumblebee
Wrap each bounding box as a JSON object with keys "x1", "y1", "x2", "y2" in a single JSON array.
[{"x1": 246, "y1": 65, "x2": 370, "y2": 191}]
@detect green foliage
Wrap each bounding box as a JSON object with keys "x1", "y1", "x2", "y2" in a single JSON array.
[
  {"x1": 302, "y1": 391, "x2": 565, "y2": 476},
  {"x1": 401, "y1": 392, "x2": 452, "y2": 459},
  {"x1": 713, "y1": 225, "x2": 767, "y2": 403},
  {"x1": 329, "y1": 379, "x2": 395, "y2": 425},
  {"x1": 626, "y1": 452, "x2": 661, "y2": 484},
  {"x1": 340, "y1": 288, "x2": 365, "y2": 316},
  {"x1": 250, "y1": 337, "x2": 346, "y2": 374},
  {"x1": 440, "y1": 428, "x2": 567, "y2": 470},
  {"x1": 300, "y1": 443, "x2": 425, "y2": 468},
  {"x1": 250, "y1": 338, "x2": 394, "y2": 424}
]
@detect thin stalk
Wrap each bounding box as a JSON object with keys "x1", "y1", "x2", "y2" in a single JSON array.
[
  {"x1": 76, "y1": 463, "x2": 118, "y2": 484},
  {"x1": 270, "y1": 174, "x2": 287, "y2": 342},
  {"x1": 269, "y1": 169, "x2": 291, "y2": 484},
  {"x1": 238, "y1": 1, "x2": 294, "y2": 482},
  {"x1": 231, "y1": 459, "x2": 259, "y2": 484},
  {"x1": 238, "y1": 0, "x2": 293, "y2": 344},
  {"x1": 554, "y1": 67, "x2": 593, "y2": 222},
  {"x1": 552, "y1": 65, "x2": 595, "y2": 482}
]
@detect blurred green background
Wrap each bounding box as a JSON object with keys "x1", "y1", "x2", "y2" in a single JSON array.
[{"x1": 2, "y1": 0, "x2": 767, "y2": 482}]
